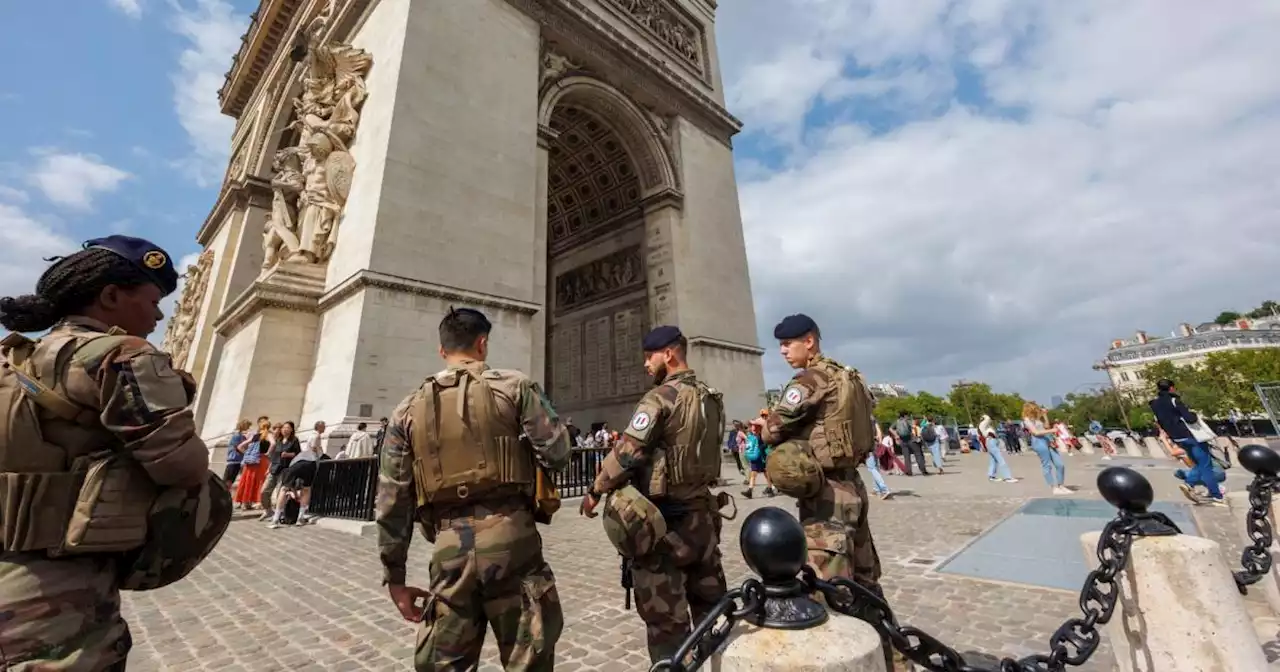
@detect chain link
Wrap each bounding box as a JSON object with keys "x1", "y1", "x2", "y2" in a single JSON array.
[
  {"x1": 649, "y1": 579, "x2": 766, "y2": 672},
  {"x1": 1234, "y1": 472, "x2": 1278, "y2": 594},
  {"x1": 652, "y1": 509, "x2": 1177, "y2": 672},
  {"x1": 809, "y1": 510, "x2": 1177, "y2": 672}
]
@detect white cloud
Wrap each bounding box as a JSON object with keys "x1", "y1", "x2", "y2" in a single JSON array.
[
  {"x1": 109, "y1": 0, "x2": 142, "y2": 19},
  {"x1": 0, "y1": 186, "x2": 28, "y2": 203},
  {"x1": 0, "y1": 204, "x2": 77, "y2": 307},
  {"x1": 719, "y1": 0, "x2": 1280, "y2": 402},
  {"x1": 28, "y1": 151, "x2": 131, "y2": 211},
  {"x1": 168, "y1": 0, "x2": 249, "y2": 186}
]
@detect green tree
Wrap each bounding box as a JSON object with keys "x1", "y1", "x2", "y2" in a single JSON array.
[
  {"x1": 1215, "y1": 311, "x2": 1242, "y2": 325},
  {"x1": 1137, "y1": 350, "x2": 1280, "y2": 417},
  {"x1": 947, "y1": 382, "x2": 1027, "y2": 425},
  {"x1": 1246, "y1": 300, "x2": 1278, "y2": 319}
]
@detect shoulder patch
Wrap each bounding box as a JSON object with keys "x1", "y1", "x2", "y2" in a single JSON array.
[
  {"x1": 783, "y1": 386, "x2": 804, "y2": 405},
  {"x1": 630, "y1": 411, "x2": 652, "y2": 431}
]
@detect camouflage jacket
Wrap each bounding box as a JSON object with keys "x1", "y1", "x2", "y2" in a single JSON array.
[
  {"x1": 27, "y1": 316, "x2": 209, "y2": 487},
  {"x1": 762, "y1": 353, "x2": 866, "y2": 448},
  {"x1": 375, "y1": 359, "x2": 570, "y2": 585},
  {"x1": 592, "y1": 369, "x2": 704, "y2": 499}
]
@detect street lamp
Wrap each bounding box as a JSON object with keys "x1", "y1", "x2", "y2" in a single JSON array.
[{"x1": 1090, "y1": 361, "x2": 1133, "y2": 431}]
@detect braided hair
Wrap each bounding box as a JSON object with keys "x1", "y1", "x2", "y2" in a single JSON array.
[{"x1": 0, "y1": 248, "x2": 155, "y2": 333}]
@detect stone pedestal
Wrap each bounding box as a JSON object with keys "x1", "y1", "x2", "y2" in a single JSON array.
[
  {"x1": 1142, "y1": 437, "x2": 1167, "y2": 458},
  {"x1": 1019, "y1": 438, "x2": 1030, "y2": 452},
  {"x1": 1123, "y1": 436, "x2": 1145, "y2": 457},
  {"x1": 715, "y1": 614, "x2": 886, "y2": 671},
  {"x1": 1079, "y1": 438, "x2": 1095, "y2": 455},
  {"x1": 1226, "y1": 490, "x2": 1280, "y2": 616},
  {"x1": 1080, "y1": 531, "x2": 1268, "y2": 671}
]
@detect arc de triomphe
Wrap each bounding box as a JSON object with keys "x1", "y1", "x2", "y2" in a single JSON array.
[{"x1": 165, "y1": 0, "x2": 766, "y2": 449}]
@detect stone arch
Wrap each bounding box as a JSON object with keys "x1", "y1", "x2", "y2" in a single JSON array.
[{"x1": 539, "y1": 75, "x2": 681, "y2": 199}]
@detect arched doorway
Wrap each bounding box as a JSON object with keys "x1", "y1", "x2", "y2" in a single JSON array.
[{"x1": 545, "y1": 104, "x2": 650, "y2": 425}]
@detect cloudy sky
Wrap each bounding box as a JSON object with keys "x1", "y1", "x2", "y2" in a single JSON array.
[{"x1": 1, "y1": 1, "x2": 1277, "y2": 404}]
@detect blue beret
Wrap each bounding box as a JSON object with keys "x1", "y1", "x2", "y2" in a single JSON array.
[
  {"x1": 642, "y1": 325, "x2": 684, "y2": 352},
  {"x1": 773, "y1": 313, "x2": 819, "y2": 340},
  {"x1": 84, "y1": 235, "x2": 179, "y2": 297}
]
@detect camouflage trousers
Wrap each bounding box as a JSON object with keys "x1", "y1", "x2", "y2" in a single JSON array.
[
  {"x1": 798, "y1": 468, "x2": 900, "y2": 671},
  {"x1": 415, "y1": 505, "x2": 562, "y2": 672},
  {"x1": 0, "y1": 552, "x2": 131, "y2": 671},
  {"x1": 797, "y1": 467, "x2": 882, "y2": 588},
  {"x1": 632, "y1": 507, "x2": 727, "y2": 665}
]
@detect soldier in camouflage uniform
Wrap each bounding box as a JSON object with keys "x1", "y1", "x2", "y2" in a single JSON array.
[
  {"x1": 0, "y1": 235, "x2": 230, "y2": 671},
  {"x1": 580, "y1": 326, "x2": 728, "y2": 665},
  {"x1": 375, "y1": 308, "x2": 571, "y2": 671},
  {"x1": 753, "y1": 313, "x2": 899, "y2": 670}
]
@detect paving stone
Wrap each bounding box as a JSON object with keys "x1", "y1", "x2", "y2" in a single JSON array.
[{"x1": 120, "y1": 450, "x2": 1280, "y2": 670}]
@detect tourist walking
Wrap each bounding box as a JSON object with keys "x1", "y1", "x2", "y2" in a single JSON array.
[
  {"x1": 979, "y1": 415, "x2": 1017, "y2": 482},
  {"x1": 1150, "y1": 378, "x2": 1225, "y2": 505},
  {"x1": 920, "y1": 415, "x2": 944, "y2": 473},
  {"x1": 892, "y1": 411, "x2": 929, "y2": 475},
  {"x1": 741, "y1": 422, "x2": 775, "y2": 497},
  {"x1": 866, "y1": 428, "x2": 894, "y2": 499},
  {"x1": 1022, "y1": 403, "x2": 1068, "y2": 494}
]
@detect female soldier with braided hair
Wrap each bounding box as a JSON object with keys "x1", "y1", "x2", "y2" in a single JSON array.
[{"x1": 0, "y1": 236, "x2": 230, "y2": 671}]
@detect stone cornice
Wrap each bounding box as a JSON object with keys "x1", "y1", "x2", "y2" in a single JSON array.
[
  {"x1": 213, "y1": 265, "x2": 327, "y2": 336},
  {"x1": 195, "y1": 177, "x2": 272, "y2": 246},
  {"x1": 510, "y1": 0, "x2": 742, "y2": 145},
  {"x1": 318, "y1": 270, "x2": 543, "y2": 316},
  {"x1": 688, "y1": 335, "x2": 764, "y2": 356}
]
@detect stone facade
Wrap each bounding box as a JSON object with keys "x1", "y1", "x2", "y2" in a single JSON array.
[
  {"x1": 185, "y1": 0, "x2": 765, "y2": 454},
  {"x1": 1098, "y1": 317, "x2": 1280, "y2": 394}
]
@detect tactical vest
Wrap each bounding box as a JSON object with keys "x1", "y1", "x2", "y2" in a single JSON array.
[
  {"x1": 0, "y1": 328, "x2": 157, "y2": 555},
  {"x1": 410, "y1": 367, "x2": 535, "y2": 505},
  {"x1": 808, "y1": 358, "x2": 876, "y2": 470},
  {"x1": 648, "y1": 378, "x2": 725, "y2": 494}
]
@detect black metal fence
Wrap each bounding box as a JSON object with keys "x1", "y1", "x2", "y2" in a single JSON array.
[
  {"x1": 552, "y1": 448, "x2": 610, "y2": 498},
  {"x1": 308, "y1": 457, "x2": 378, "y2": 521}
]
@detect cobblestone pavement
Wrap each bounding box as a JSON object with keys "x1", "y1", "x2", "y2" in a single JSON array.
[{"x1": 121, "y1": 447, "x2": 1278, "y2": 671}]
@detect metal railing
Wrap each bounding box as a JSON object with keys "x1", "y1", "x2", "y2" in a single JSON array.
[
  {"x1": 551, "y1": 448, "x2": 610, "y2": 498},
  {"x1": 308, "y1": 457, "x2": 378, "y2": 521}
]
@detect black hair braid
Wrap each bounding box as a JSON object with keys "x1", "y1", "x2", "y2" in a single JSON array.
[{"x1": 0, "y1": 248, "x2": 152, "y2": 333}]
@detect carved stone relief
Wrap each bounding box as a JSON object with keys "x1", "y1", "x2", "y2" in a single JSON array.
[
  {"x1": 261, "y1": 0, "x2": 373, "y2": 270},
  {"x1": 540, "y1": 40, "x2": 581, "y2": 89},
  {"x1": 554, "y1": 245, "x2": 644, "y2": 314},
  {"x1": 601, "y1": 0, "x2": 704, "y2": 71},
  {"x1": 162, "y1": 249, "x2": 215, "y2": 369}
]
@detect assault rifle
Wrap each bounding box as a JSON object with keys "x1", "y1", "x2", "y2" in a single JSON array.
[{"x1": 620, "y1": 554, "x2": 634, "y2": 610}]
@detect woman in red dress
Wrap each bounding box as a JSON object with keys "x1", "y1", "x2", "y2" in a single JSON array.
[{"x1": 234, "y1": 419, "x2": 274, "y2": 510}]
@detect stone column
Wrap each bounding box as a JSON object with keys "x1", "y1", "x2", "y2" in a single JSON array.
[
  {"x1": 716, "y1": 616, "x2": 885, "y2": 671},
  {"x1": 1079, "y1": 531, "x2": 1268, "y2": 671},
  {"x1": 1079, "y1": 437, "x2": 1096, "y2": 455},
  {"x1": 1123, "y1": 435, "x2": 1145, "y2": 457},
  {"x1": 1142, "y1": 436, "x2": 1167, "y2": 458}
]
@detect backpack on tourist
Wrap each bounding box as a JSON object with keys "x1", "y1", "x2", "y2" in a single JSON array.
[{"x1": 921, "y1": 424, "x2": 937, "y2": 444}]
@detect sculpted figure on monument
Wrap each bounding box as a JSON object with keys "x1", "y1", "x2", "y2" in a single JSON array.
[
  {"x1": 162, "y1": 249, "x2": 214, "y2": 369},
  {"x1": 260, "y1": 1, "x2": 372, "y2": 269},
  {"x1": 262, "y1": 147, "x2": 303, "y2": 268}
]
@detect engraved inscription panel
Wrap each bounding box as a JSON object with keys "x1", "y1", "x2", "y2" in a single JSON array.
[
  {"x1": 554, "y1": 245, "x2": 644, "y2": 314},
  {"x1": 547, "y1": 298, "x2": 649, "y2": 410}
]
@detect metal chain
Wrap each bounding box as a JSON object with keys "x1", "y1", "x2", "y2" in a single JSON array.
[
  {"x1": 810, "y1": 510, "x2": 1179, "y2": 672},
  {"x1": 1234, "y1": 472, "x2": 1278, "y2": 594},
  {"x1": 649, "y1": 579, "x2": 766, "y2": 672}
]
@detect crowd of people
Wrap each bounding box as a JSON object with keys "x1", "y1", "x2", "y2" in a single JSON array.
[{"x1": 221, "y1": 416, "x2": 388, "y2": 528}]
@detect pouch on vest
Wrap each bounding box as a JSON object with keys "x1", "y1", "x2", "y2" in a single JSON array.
[
  {"x1": 653, "y1": 380, "x2": 724, "y2": 492},
  {"x1": 410, "y1": 368, "x2": 535, "y2": 505},
  {"x1": 821, "y1": 364, "x2": 875, "y2": 468},
  {"x1": 0, "y1": 330, "x2": 150, "y2": 554},
  {"x1": 533, "y1": 463, "x2": 560, "y2": 525}
]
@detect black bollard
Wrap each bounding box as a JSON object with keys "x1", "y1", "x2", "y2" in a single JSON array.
[
  {"x1": 1096, "y1": 466, "x2": 1180, "y2": 536},
  {"x1": 1238, "y1": 443, "x2": 1280, "y2": 477},
  {"x1": 738, "y1": 507, "x2": 828, "y2": 629}
]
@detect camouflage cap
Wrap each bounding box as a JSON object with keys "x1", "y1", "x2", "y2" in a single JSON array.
[
  {"x1": 117, "y1": 471, "x2": 233, "y2": 591},
  {"x1": 601, "y1": 485, "x2": 668, "y2": 559},
  {"x1": 766, "y1": 440, "x2": 825, "y2": 499}
]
